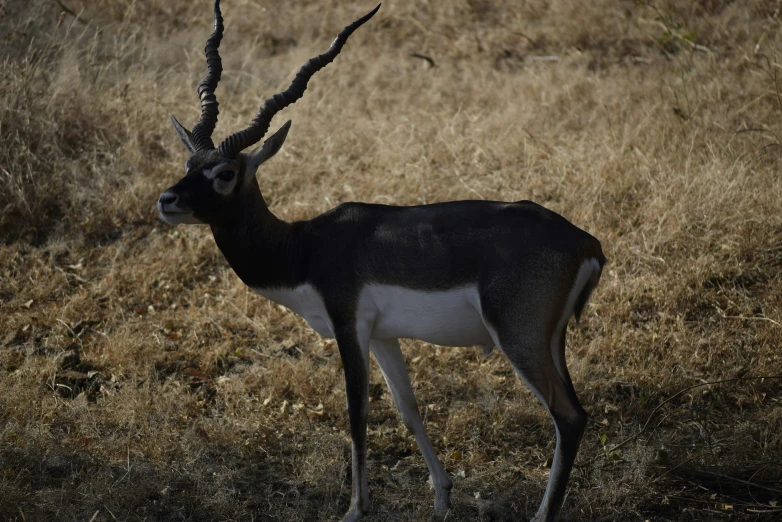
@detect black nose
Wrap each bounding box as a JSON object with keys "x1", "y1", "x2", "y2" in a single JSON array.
[{"x1": 159, "y1": 192, "x2": 178, "y2": 206}]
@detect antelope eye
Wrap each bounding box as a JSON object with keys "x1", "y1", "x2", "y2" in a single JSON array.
[{"x1": 217, "y1": 170, "x2": 235, "y2": 182}]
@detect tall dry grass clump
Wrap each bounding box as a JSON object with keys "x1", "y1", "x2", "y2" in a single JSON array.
[{"x1": 1, "y1": 0, "x2": 781, "y2": 521}]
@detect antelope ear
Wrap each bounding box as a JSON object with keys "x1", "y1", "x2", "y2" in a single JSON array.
[
  {"x1": 246, "y1": 120, "x2": 292, "y2": 173},
  {"x1": 170, "y1": 115, "x2": 196, "y2": 154}
]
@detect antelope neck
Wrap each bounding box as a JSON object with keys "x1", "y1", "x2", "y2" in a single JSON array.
[{"x1": 210, "y1": 182, "x2": 304, "y2": 290}]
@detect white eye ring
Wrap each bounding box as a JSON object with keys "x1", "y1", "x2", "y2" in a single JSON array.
[{"x1": 213, "y1": 172, "x2": 236, "y2": 195}]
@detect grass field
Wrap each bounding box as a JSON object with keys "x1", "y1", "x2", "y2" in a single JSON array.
[{"x1": 2, "y1": 0, "x2": 781, "y2": 520}]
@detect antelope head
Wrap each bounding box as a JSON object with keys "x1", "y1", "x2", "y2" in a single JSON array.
[{"x1": 157, "y1": 0, "x2": 380, "y2": 227}]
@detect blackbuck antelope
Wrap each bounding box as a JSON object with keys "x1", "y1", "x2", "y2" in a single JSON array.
[{"x1": 158, "y1": 2, "x2": 606, "y2": 520}]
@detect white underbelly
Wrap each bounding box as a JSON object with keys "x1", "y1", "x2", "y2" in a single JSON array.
[
  {"x1": 253, "y1": 284, "x2": 492, "y2": 347},
  {"x1": 360, "y1": 284, "x2": 492, "y2": 346}
]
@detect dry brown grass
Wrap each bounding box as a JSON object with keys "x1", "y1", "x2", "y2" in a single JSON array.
[{"x1": 2, "y1": 0, "x2": 781, "y2": 520}]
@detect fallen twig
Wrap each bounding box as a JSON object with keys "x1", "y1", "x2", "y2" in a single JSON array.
[
  {"x1": 715, "y1": 308, "x2": 781, "y2": 329},
  {"x1": 638, "y1": 17, "x2": 712, "y2": 55},
  {"x1": 693, "y1": 470, "x2": 782, "y2": 496},
  {"x1": 411, "y1": 53, "x2": 436, "y2": 68},
  {"x1": 53, "y1": 0, "x2": 90, "y2": 25},
  {"x1": 605, "y1": 375, "x2": 782, "y2": 455}
]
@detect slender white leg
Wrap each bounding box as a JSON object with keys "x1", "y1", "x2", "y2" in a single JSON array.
[{"x1": 370, "y1": 338, "x2": 453, "y2": 517}]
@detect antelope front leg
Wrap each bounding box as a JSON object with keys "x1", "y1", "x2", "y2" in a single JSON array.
[
  {"x1": 334, "y1": 323, "x2": 372, "y2": 521},
  {"x1": 370, "y1": 338, "x2": 452, "y2": 517}
]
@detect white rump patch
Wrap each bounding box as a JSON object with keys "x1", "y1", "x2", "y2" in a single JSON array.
[{"x1": 550, "y1": 258, "x2": 601, "y2": 381}]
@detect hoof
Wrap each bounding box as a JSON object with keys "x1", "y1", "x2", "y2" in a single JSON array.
[
  {"x1": 339, "y1": 502, "x2": 370, "y2": 522},
  {"x1": 433, "y1": 489, "x2": 453, "y2": 518}
]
